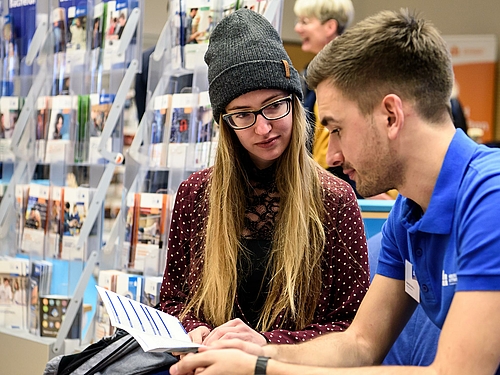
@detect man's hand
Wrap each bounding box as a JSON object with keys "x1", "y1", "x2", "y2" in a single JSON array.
[
  {"x1": 170, "y1": 349, "x2": 257, "y2": 375},
  {"x1": 200, "y1": 338, "x2": 267, "y2": 357},
  {"x1": 202, "y1": 318, "x2": 267, "y2": 346}
]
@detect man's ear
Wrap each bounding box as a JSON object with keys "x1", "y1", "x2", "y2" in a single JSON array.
[{"x1": 382, "y1": 94, "x2": 404, "y2": 140}]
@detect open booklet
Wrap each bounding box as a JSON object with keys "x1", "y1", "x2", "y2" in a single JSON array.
[{"x1": 96, "y1": 286, "x2": 200, "y2": 353}]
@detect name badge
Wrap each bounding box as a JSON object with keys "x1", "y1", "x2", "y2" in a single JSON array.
[{"x1": 405, "y1": 260, "x2": 420, "y2": 303}]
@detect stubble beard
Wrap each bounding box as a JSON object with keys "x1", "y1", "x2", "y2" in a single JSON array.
[{"x1": 354, "y1": 142, "x2": 403, "y2": 198}]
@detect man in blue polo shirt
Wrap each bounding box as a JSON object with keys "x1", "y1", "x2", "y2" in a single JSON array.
[{"x1": 170, "y1": 8, "x2": 500, "y2": 375}]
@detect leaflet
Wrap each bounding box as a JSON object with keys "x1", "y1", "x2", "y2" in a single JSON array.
[{"x1": 96, "y1": 286, "x2": 200, "y2": 353}]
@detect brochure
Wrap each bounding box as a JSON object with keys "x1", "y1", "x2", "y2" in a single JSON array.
[
  {"x1": 166, "y1": 93, "x2": 195, "y2": 169},
  {"x1": 45, "y1": 95, "x2": 78, "y2": 163},
  {"x1": 96, "y1": 286, "x2": 200, "y2": 353},
  {"x1": 0, "y1": 95, "x2": 20, "y2": 162},
  {"x1": 88, "y1": 93, "x2": 114, "y2": 164},
  {"x1": 35, "y1": 96, "x2": 51, "y2": 163},
  {"x1": 21, "y1": 183, "x2": 50, "y2": 257}
]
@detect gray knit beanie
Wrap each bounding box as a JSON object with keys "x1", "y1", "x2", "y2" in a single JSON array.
[{"x1": 205, "y1": 8, "x2": 303, "y2": 124}]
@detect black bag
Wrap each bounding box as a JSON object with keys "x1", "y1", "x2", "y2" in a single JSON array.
[{"x1": 44, "y1": 328, "x2": 178, "y2": 375}]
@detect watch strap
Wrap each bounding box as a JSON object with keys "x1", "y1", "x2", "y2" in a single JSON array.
[{"x1": 255, "y1": 356, "x2": 270, "y2": 375}]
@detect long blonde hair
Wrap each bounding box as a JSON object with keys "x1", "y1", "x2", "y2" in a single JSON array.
[{"x1": 180, "y1": 96, "x2": 326, "y2": 331}]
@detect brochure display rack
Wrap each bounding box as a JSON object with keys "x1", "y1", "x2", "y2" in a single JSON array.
[
  {"x1": 95, "y1": 0, "x2": 284, "y2": 354},
  {"x1": 0, "y1": 0, "x2": 284, "y2": 372},
  {"x1": 0, "y1": 0, "x2": 144, "y2": 372},
  {"x1": 109, "y1": 0, "x2": 284, "y2": 269}
]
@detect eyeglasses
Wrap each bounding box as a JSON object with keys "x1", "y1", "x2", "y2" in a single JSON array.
[
  {"x1": 295, "y1": 17, "x2": 312, "y2": 26},
  {"x1": 223, "y1": 95, "x2": 293, "y2": 130}
]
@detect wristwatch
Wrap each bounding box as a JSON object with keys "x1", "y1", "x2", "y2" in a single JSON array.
[{"x1": 255, "y1": 356, "x2": 270, "y2": 375}]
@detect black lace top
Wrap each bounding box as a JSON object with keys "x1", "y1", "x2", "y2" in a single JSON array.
[
  {"x1": 238, "y1": 160, "x2": 278, "y2": 327},
  {"x1": 241, "y1": 161, "x2": 279, "y2": 240}
]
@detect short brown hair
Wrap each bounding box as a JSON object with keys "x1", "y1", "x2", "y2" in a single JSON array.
[{"x1": 306, "y1": 9, "x2": 453, "y2": 124}]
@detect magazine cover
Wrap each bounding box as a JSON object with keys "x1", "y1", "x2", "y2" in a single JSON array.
[
  {"x1": 95, "y1": 269, "x2": 122, "y2": 340},
  {"x1": 0, "y1": 95, "x2": 20, "y2": 162},
  {"x1": 185, "y1": 0, "x2": 212, "y2": 44},
  {"x1": 0, "y1": 256, "x2": 30, "y2": 331},
  {"x1": 141, "y1": 275, "x2": 162, "y2": 307},
  {"x1": 183, "y1": 0, "x2": 211, "y2": 69},
  {"x1": 47, "y1": 186, "x2": 64, "y2": 259},
  {"x1": 89, "y1": 1, "x2": 105, "y2": 87},
  {"x1": 39, "y1": 294, "x2": 81, "y2": 338},
  {"x1": 238, "y1": 0, "x2": 268, "y2": 14},
  {"x1": 8, "y1": 0, "x2": 37, "y2": 60},
  {"x1": 192, "y1": 91, "x2": 213, "y2": 169},
  {"x1": 28, "y1": 260, "x2": 52, "y2": 335},
  {"x1": 102, "y1": 0, "x2": 129, "y2": 70},
  {"x1": 1, "y1": 14, "x2": 19, "y2": 96},
  {"x1": 60, "y1": 186, "x2": 89, "y2": 261},
  {"x1": 35, "y1": 96, "x2": 51, "y2": 163},
  {"x1": 88, "y1": 93, "x2": 114, "y2": 164},
  {"x1": 65, "y1": 0, "x2": 88, "y2": 52},
  {"x1": 0, "y1": 274, "x2": 29, "y2": 329},
  {"x1": 51, "y1": 6, "x2": 68, "y2": 56},
  {"x1": 45, "y1": 95, "x2": 78, "y2": 163},
  {"x1": 130, "y1": 193, "x2": 169, "y2": 275},
  {"x1": 150, "y1": 94, "x2": 170, "y2": 167},
  {"x1": 123, "y1": 191, "x2": 140, "y2": 270},
  {"x1": 91, "y1": 1, "x2": 104, "y2": 50},
  {"x1": 166, "y1": 93, "x2": 195, "y2": 169},
  {"x1": 50, "y1": 6, "x2": 68, "y2": 95},
  {"x1": 61, "y1": 0, "x2": 89, "y2": 72},
  {"x1": 21, "y1": 184, "x2": 50, "y2": 257},
  {"x1": 115, "y1": 273, "x2": 142, "y2": 302},
  {"x1": 95, "y1": 272, "x2": 143, "y2": 339}
]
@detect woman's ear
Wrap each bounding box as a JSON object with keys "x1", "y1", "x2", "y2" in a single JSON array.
[{"x1": 323, "y1": 19, "x2": 339, "y2": 40}]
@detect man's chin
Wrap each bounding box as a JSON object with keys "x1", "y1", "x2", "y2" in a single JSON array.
[{"x1": 356, "y1": 185, "x2": 388, "y2": 199}]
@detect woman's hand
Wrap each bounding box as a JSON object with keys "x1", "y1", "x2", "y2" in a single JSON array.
[
  {"x1": 202, "y1": 318, "x2": 267, "y2": 346},
  {"x1": 172, "y1": 326, "x2": 211, "y2": 358},
  {"x1": 189, "y1": 325, "x2": 211, "y2": 344}
]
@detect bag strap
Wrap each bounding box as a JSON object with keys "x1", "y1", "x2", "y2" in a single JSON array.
[{"x1": 64, "y1": 334, "x2": 138, "y2": 375}]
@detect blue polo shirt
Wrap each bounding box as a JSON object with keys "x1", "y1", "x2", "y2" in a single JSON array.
[{"x1": 377, "y1": 129, "x2": 500, "y2": 329}]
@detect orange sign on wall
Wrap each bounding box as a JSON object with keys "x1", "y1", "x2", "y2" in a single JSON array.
[{"x1": 443, "y1": 35, "x2": 497, "y2": 143}]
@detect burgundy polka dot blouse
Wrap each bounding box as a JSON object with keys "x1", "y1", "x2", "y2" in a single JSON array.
[{"x1": 159, "y1": 167, "x2": 369, "y2": 344}]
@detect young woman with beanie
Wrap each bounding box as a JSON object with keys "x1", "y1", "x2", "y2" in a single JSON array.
[{"x1": 158, "y1": 8, "x2": 369, "y2": 348}]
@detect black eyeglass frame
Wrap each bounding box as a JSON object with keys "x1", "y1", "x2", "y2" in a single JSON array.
[{"x1": 222, "y1": 95, "x2": 293, "y2": 130}]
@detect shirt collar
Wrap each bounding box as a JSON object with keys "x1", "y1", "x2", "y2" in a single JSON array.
[{"x1": 402, "y1": 129, "x2": 478, "y2": 234}]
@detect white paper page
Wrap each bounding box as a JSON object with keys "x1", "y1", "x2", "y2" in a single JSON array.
[{"x1": 96, "y1": 286, "x2": 200, "y2": 352}]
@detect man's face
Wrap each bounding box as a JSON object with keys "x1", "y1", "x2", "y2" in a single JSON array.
[{"x1": 316, "y1": 81, "x2": 401, "y2": 197}]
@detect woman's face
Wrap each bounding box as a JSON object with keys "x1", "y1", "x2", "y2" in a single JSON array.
[
  {"x1": 225, "y1": 89, "x2": 293, "y2": 169},
  {"x1": 57, "y1": 116, "x2": 63, "y2": 130},
  {"x1": 294, "y1": 15, "x2": 335, "y2": 54}
]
